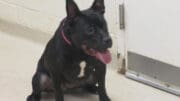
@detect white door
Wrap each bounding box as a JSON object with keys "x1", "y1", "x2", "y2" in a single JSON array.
[{"x1": 124, "y1": 0, "x2": 180, "y2": 95}]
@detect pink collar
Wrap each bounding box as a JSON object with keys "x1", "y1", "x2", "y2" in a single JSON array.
[{"x1": 61, "y1": 19, "x2": 72, "y2": 45}]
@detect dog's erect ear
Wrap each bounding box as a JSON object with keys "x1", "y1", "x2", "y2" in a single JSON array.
[
  {"x1": 66, "y1": 0, "x2": 80, "y2": 18},
  {"x1": 91, "y1": 0, "x2": 105, "y2": 14}
]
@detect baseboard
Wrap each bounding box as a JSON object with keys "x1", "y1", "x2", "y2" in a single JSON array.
[{"x1": 0, "y1": 19, "x2": 51, "y2": 44}]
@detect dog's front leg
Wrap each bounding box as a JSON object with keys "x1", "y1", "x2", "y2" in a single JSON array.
[
  {"x1": 52, "y1": 75, "x2": 64, "y2": 101},
  {"x1": 95, "y1": 64, "x2": 111, "y2": 101}
]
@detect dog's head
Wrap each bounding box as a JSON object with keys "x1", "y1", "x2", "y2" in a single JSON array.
[{"x1": 64, "y1": 0, "x2": 112, "y2": 64}]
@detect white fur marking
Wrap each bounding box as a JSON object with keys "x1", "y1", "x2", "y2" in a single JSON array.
[
  {"x1": 96, "y1": 83, "x2": 99, "y2": 87},
  {"x1": 78, "y1": 61, "x2": 86, "y2": 78}
]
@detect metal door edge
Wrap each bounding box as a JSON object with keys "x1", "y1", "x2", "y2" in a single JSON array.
[
  {"x1": 126, "y1": 71, "x2": 180, "y2": 96},
  {"x1": 126, "y1": 51, "x2": 180, "y2": 96}
]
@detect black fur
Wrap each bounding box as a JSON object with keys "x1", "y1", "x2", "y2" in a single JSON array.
[{"x1": 27, "y1": 0, "x2": 112, "y2": 101}]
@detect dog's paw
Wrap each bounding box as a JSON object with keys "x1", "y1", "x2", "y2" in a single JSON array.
[
  {"x1": 27, "y1": 95, "x2": 32, "y2": 101},
  {"x1": 27, "y1": 95, "x2": 40, "y2": 101},
  {"x1": 100, "y1": 96, "x2": 111, "y2": 101},
  {"x1": 83, "y1": 85, "x2": 98, "y2": 94}
]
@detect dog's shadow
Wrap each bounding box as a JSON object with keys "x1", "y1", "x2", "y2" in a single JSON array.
[{"x1": 41, "y1": 88, "x2": 98, "y2": 101}]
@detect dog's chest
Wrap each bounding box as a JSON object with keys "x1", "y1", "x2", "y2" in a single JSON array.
[{"x1": 62, "y1": 60, "x2": 96, "y2": 88}]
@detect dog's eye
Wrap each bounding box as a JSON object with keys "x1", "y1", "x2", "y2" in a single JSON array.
[{"x1": 87, "y1": 25, "x2": 95, "y2": 35}]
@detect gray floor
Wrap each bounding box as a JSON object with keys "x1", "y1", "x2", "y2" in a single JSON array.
[{"x1": 0, "y1": 31, "x2": 180, "y2": 101}]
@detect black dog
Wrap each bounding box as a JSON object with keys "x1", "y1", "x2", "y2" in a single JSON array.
[{"x1": 27, "y1": 0, "x2": 112, "y2": 101}]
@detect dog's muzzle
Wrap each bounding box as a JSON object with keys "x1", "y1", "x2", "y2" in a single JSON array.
[{"x1": 82, "y1": 45, "x2": 112, "y2": 64}]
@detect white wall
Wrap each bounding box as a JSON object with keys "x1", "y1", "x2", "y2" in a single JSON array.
[
  {"x1": 0, "y1": 0, "x2": 120, "y2": 55},
  {"x1": 0, "y1": 0, "x2": 119, "y2": 36},
  {"x1": 125, "y1": 0, "x2": 180, "y2": 67}
]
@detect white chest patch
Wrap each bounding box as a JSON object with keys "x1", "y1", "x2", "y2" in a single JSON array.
[{"x1": 78, "y1": 61, "x2": 86, "y2": 78}]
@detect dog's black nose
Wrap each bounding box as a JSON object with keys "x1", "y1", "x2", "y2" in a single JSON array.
[{"x1": 103, "y1": 37, "x2": 112, "y2": 48}]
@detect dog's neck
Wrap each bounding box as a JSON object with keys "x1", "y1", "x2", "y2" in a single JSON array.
[
  {"x1": 54, "y1": 19, "x2": 87, "y2": 61},
  {"x1": 60, "y1": 19, "x2": 72, "y2": 46}
]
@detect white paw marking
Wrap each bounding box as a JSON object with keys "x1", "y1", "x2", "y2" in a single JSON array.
[{"x1": 78, "y1": 61, "x2": 86, "y2": 78}]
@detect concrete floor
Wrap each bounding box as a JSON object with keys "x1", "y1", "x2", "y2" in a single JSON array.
[{"x1": 0, "y1": 31, "x2": 180, "y2": 101}]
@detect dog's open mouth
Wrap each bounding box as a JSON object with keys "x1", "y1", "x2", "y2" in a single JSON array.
[{"x1": 82, "y1": 45, "x2": 112, "y2": 64}]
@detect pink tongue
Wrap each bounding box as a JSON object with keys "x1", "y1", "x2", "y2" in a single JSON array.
[{"x1": 95, "y1": 50, "x2": 112, "y2": 64}]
